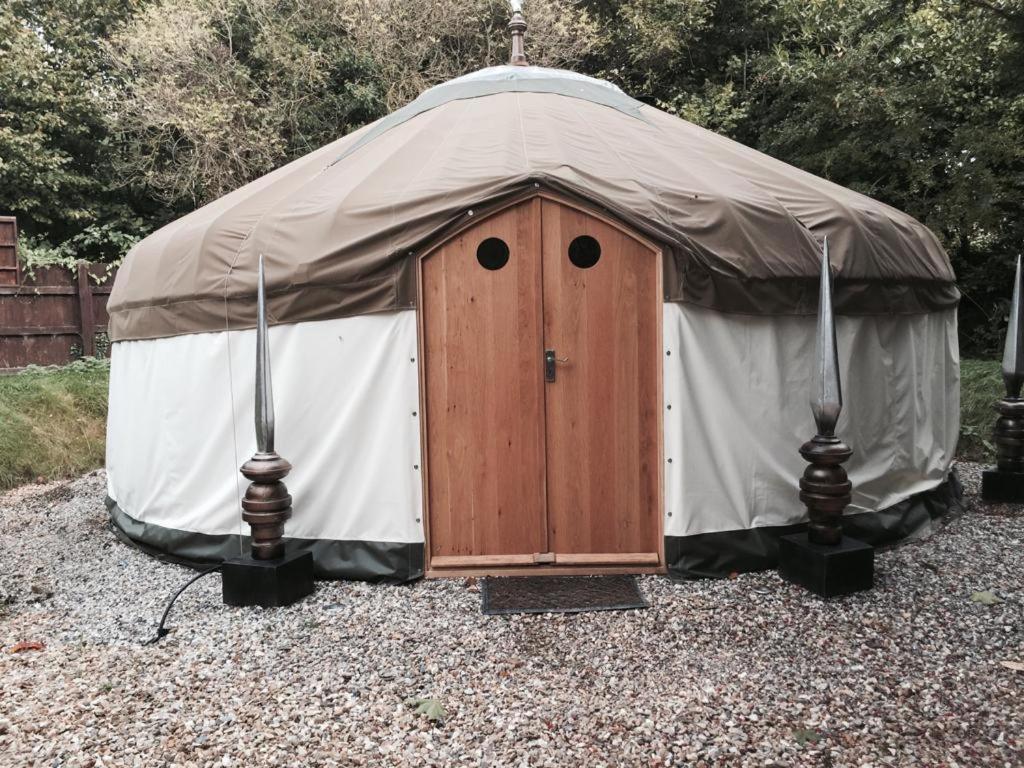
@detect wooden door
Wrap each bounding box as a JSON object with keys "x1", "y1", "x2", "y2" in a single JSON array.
[
  {"x1": 422, "y1": 198, "x2": 548, "y2": 568},
  {"x1": 421, "y1": 194, "x2": 662, "y2": 573},
  {"x1": 540, "y1": 200, "x2": 661, "y2": 566}
]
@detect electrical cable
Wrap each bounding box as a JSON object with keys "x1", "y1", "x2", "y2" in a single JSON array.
[{"x1": 145, "y1": 564, "x2": 222, "y2": 645}]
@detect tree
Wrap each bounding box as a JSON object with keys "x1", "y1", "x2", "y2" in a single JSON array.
[
  {"x1": 0, "y1": 0, "x2": 149, "y2": 262},
  {"x1": 106, "y1": 0, "x2": 601, "y2": 208}
]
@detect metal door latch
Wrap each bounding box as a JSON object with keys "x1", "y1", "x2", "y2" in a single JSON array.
[{"x1": 544, "y1": 350, "x2": 569, "y2": 382}]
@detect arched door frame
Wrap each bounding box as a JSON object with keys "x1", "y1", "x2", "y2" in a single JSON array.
[{"x1": 414, "y1": 188, "x2": 666, "y2": 578}]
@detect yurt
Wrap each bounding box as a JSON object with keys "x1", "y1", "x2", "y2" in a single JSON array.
[{"x1": 105, "y1": 42, "x2": 961, "y2": 583}]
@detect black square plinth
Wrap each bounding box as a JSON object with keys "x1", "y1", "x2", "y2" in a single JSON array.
[
  {"x1": 778, "y1": 533, "x2": 874, "y2": 598},
  {"x1": 222, "y1": 551, "x2": 314, "y2": 608},
  {"x1": 981, "y1": 469, "x2": 1024, "y2": 503}
]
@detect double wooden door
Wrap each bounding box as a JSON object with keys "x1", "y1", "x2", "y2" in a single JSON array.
[{"x1": 421, "y1": 195, "x2": 662, "y2": 573}]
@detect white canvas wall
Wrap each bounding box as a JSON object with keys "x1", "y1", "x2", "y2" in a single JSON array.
[
  {"x1": 106, "y1": 311, "x2": 425, "y2": 545},
  {"x1": 662, "y1": 304, "x2": 959, "y2": 538},
  {"x1": 107, "y1": 305, "x2": 958, "y2": 547}
]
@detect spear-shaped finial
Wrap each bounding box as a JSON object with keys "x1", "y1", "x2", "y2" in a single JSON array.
[
  {"x1": 255, "y1": 254, "x2": 275, "y2": 453},
  {"x1": 811, "y1": 237, "x2": 842, "y2": 437},
  {"x1": 238, "y1": 254, "x2": 293, "y2": 561},
  {"x1": 1002, "y1": 255, "x2": 1024, "y2": 398},
  {"x1": 508, "y1": 1, "x2": 527, "y2": 66},
  {"x1": 223, "y1": 253, "x2": 313, "y2": 608},
  {"x1": 982, "y1": 254, "x2": 1024, "y2": 502},
  {"x1": 797, "y1": 235, "x2": 853, "y2": 547},
  {"x1": 778, "y1": 235, "x2": 873, "y2": 594}
]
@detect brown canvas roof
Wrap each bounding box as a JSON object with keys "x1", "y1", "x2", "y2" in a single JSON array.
[{"x1": 108, "y1": 66, "x2": 958, "y2": 342}]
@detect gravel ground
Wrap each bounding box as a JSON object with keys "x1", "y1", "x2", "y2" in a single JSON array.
[{"x1": 0, "y1": 464, "x2": 1021, "y2": 767}]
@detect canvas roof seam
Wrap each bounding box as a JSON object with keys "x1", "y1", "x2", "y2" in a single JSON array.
[
  {"x1": 630, "y1": 138, "x2": 806, "y2": 282},
  {"x1": 304, "y1": 109, "x2": 459, "y2": 288},
  {"x1": 514, "y1": 91, "x2": 533, "y2": 177},
  {"x1": 168, "y1": 129, "x2": 371, "y2": 292},
  {"x1": 213, "y1": 140, "x2": 328, "y2": 320}
]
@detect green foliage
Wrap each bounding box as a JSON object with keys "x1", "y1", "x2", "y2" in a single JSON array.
[
  {"x1": 405, "y1": 697, "x2": 447, "y2": 724},
  {"x1": 0, "y1": 0, "x2": 154, "y2": 263},
  {"x1": 18, "y1": 226, "x2": 135, "y2": 279},
  {"x1": 0, "y1": 360, "x2": 110, "y2": 491},
  {"x1": 970, "y1": 589, "x2": 1005, "y2": 605},
  {"x1": 959, "y1": 358, "x2": 1002, "y2": 461},
  {"x1": 792, "y1": 727, "x2": 822, "y2": 746}
]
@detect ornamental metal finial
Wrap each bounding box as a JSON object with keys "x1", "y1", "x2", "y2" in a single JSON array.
[
  {"x1": 508, "y1": 2, "x2": 527, "y2": 66},
  {"x1": 1002, "y1": 254, "x2": 1024, "y2": 398},
  {"x1": 255, "y1": 253, "x2": 275, "y2": 453},
  {"x1": 778, "y1": 235, "x2": 873, "y2": 592},
  {"x1": 811, "y1": 237, "x2": 842, "y2": 437},
  {"x1": 222, "y1": 253, "x2": 313, "y2": 606},
  {"x1": 982, "y1": 254, "x2": 1024, "y2": 501},
  {"x1": 797, "y1": 235, "x2": 853, "y2": 547},
  {"x1": 239, "y1": 253, "x2": 292, "y2": 561}
]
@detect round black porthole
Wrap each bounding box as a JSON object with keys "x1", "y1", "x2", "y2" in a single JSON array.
[
  {"x1": 476, "y1": 237, "x2": 510, "y2": 270},
  {"x1": 568, "y1": 235, "x2": 601, "y2": 269}
]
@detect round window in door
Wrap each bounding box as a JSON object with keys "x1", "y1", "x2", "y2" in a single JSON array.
[
  {"x1": 568, "y1": 235, "x2": 601, "y2": 269},
  {"x1": 477, "y1": 237, "x2": 510, "y2": 270}
]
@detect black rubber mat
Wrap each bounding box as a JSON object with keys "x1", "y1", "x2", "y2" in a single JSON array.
[{"x1": 480, "y1": 575, "x2": 649, "y2": 615}]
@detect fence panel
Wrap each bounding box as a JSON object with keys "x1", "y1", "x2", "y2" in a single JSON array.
[
  {"x1": 0, "y1": 218, "x2": 18, "y2": 287},
  {"x1": 0, "y1": 260, "x2": 116, "y2": 369}
]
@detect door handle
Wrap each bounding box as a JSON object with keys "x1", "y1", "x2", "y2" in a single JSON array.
[{"x1": 544, "y1": 350, "x2": 569, "y2": 382}]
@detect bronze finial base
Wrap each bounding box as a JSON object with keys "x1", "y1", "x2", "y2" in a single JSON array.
[
  {"x1": 981, "y1": 396, "x2": 1024, "y2": 502},
  {"x1": 224, "y1": 450, "x2": 314, "y2": 607},
  {"x1": 780, "y1": 431, "x2": 873, "y2": 597},
  {"x1": 798, "y1": 434, "x2": 853, "y2": 545},
  {"x1": 240, "y1": 451, "x2": 293, "y2": 560}
]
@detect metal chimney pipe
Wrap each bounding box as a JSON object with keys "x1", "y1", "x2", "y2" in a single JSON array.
[{"x1": 508, "y1": 6, "x2": 528, "y2": 66}]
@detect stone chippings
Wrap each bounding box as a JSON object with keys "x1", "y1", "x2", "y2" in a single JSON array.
[{"x1": 0, "y1": 466, "x2": 1020, "y2": 768}]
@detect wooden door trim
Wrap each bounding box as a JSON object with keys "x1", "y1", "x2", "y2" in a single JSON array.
[
  {"x1": 430, "y1": 554, "x2": 539, "y2": 568},
  {"x1": 426, "y1": 564, "x2": 666, "y2": 579},
  {"x1": 415, "y1": 190, "x2": 667, "y2": 577},
  {"x1": 415, "y1": 188, "x2": 664, "y2": 265},
  {"x1": 555, "y1": 552, "x2": 661, "y2": 566}
]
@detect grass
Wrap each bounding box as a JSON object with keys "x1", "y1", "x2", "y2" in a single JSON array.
[
  {"x1": 959, "y1": 358, "x2": 1002, "y2": 462},
  {"x1": 0, "y1": 359, "x2": 109, "y2": 492}
]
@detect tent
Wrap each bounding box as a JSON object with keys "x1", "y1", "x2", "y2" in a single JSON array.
[{"x1": 105, "y1": 64, "x2": 961, "y2": 583}]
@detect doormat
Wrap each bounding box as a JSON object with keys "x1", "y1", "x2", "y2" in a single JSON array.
[{"x1": 480, "y1": 575, "x2": 648, "y2": 615}]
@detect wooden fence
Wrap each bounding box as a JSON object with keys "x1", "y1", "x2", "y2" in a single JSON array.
[{"x1": 0, "y1": 247, "x2": 116, "y2": 369}]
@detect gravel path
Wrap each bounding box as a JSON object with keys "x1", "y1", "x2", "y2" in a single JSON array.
[{"x1": 0, "y1": 464, "x2": 1021, "y2": 767}]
